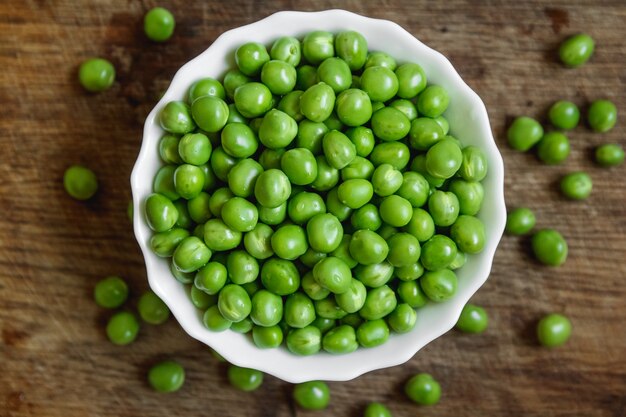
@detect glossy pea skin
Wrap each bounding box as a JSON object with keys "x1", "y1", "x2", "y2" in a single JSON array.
[
  {"x1": 409, "y1": 117, "x2": 444, "y2": 151},
  {"x1": 537, "y1": 313, "x2": 572, "y2": 347},
  {"x1": 228, "y1": 158, "x2": 263, "y2": 198},
  {"x1": 190, "y1": 286, "x2": 217, "y2": 310},
  {"x1": 421, "y1": 269, "x2": 457, "y2": 302},
  {"x1": 595, "y1": 144, "x2": 624, "y2": 167},
  {"x1": 296, "y1": 65, "x2": 319, "y2": 90},
  {"x1": 300, "y1": 82, "x2": 336, "y2": 123},
  {"x1": 259, "y1": 109, "x2": 298, "y2": 149},
  {"x1": 261, "y1": 60, "x2": 297, "y2": 95},
  {"x1": 191, "y1": 96, "x2": 229, "y2": 133},
  {"x1": 195, "y1": 262, "x2": 228, "y2": 294},
  {"x1": 173, "y1": 200, "x2": 192, "y2": 228},
  {"x1": 396, "y1": 172, "x2": 429, "y2": 208},
  {"x1": 94, "y1": 276, "x2": 128, "y2": 309},
  {"x1": 179, "y1": 133, "x2": 211, "y2": 166},
  {"x1": 270, "y1": 36, "x2": 301, "y2": 66},
  {"x1": 379, "y1": 195, "x2": 413, "y2": 227},
  {"x1": 255, "y1": 169, "x2": 291, "y2": 208},
  {"x1": 221, "y1": 123, "x2": 258, "y2": 158},
  {"x1": 223, "y1": 69, "x2": 251, "y2": 99},
  {"x1": 420, "y1": 234, "x2": 457, "y2": 271},
  {"x1": 296, "y1": 120, "x2": 328, "y2": 153},
  {"x1": 203, "y1": 219, "x2": 242, "y2": 251},
  {"x1": 450, "y1": 215, "x2": 485, "y2": 254},
  {"x1": 349, "y1": 229, "x2": 389, "y2": 265},
  {"x1": 221, "y1": 197, "x2": 258, "y2": 233},
  {"x1": 148, "y1": 361, "x2": 185, "y2": 393},
  {"x1": 364, "y1": 402, "x2": 392, "y2": 417},
  {"x1": 300, "y1": 249, "x2": 328, "y2": 269},
  {"x1": 144, "y1": 7, "x2": 175, "y2": 42},
  {"x1": 302, "y1": 31, "x2": 334, "y2": 64},
  {"x1": 138, "y1": 291, "x2": 170, "y2": 324},
  {"x1": 293, "y1": 381, "x2": 330, "y2": 410},
  {"x1": 235, "y1": 42, "x2": 270, "y2": 76},
  {"x1": 311, "y1": 156, "x2": 339, "y2": 191},
  {"x1": 365, "y1": 52, "x2": 397, "y2": 70},
  {"x1": 172, "y1": 236, "x2": 211, "y2": 273},
  {"x1": 187, "y1": 192, "x2": 211, "y2": 224},
  {"x1": 395, "y1": 62, "x2": 427, "y2": 99},
  {"x1": 259, "y1": 202, "x2": 287, "y2": 225},
  {"x1": 397, "y1": 280, "x2": 428, "y2": 308},
  {"x1": 322, "y1": 324, "x2": 358, "y2": 354},
  {"x1": 351, "y1": 204, "x2": 381, "y2": 231},
  {"x1": 250, "y1": 289, "x2": 283, "y2": 326},
  {"x1": 395, "y1": 262, "x2": 424, "y2": 281},
  {"x1": 559, "y1": 33, "x2": 594, "y2": 67},
  {"x1": 153, "y1": 165, "x2": 179, "y2": 200},
  {"x1": 505, "y1": 207, "x2": 535, "y2": 235},
  {"x1": 456, "y1": 304, "x2": 488, "y2": 333},
  {"x1": 313, "y1": 256, "x2": 352, "y2": 294},
  {"x1": 252, "y1": 324, "x2": 283, "y2": 348},
  {"x1": 288, "y1": 192, "x2": 326, "y2": 224},
  {"x1": 560, "y1": 171, "x2": 592, "y2": 200},
  {"x1": 261, "y1": 258, "x2": 300, "y2": 296},
  {"x1": 287, "y1": 326, "x2": 322, "y2": 355},
  {"x1": 210, "y1": 147, "x2": 238, "y2": 182},
  {"x1": 425, "y1": 139, "x2": 463, "y2": 179},
  {"x1": 335, "y1": 30, "x2": 368, "y2": 70},
  {"x1": 307, "y1": 213, "x2": 343, "y2": 253},
  {"x1": 228, "y1": 366, "x2": 264, "y2": 391},
  {"x1": 282, "y1": 148, "x2": 318, "y2": 185},
  {"x1": 428, "y1": 191, "x2": 460, "y2": 227},
  {"x1": 341, "y1": 156, "x2": 375, "y2": 181},
  {"x1": 314, "y1": 297, "x2": 348, "y2": 319},
  {"x1": 208, "y1": 187, "x2": 233, "y2": 217},
  {"x1": 234, "y1": 82, "x2": 273, "y2": 118},
  {"x1": 405, "y1": 373, "x2": 441, "y2": 405},
  {"x1": 160, "y1": 101, "x2": 196, "y2": 134},
  {"x1": 145, "y1": 193, "x2": 178, "y2": 232},
  {"x1": 312, "y1": 317, "x2": 336, "y2": 334},
  {"x1": 449, "y1": 179, "x2": 483, "y2": 216},
  {"x1": 537, "y1": 132, "x2": 570, "y2": 165},
  {"x1": 174, "y1": 164, "x2": 205, "y2": 199},
  {"x1": 548, "y1": 100, "x2": 580, "y2": 130},
  {"x1": 356, "y1": 319, "x2": 389, "y2": 348},
  {"x1": 360, "y1": 66, "x2": 399, "y2": 102},
  {"x1": 370, "y1": 142, "x2": 411, "y2": 170},
  {"x1": 227, "y1": 250, "x2": 259, "y2": 285},
  {"x1": 203, "y1": 304, "x2": 232, "y2": 331},
  {"x1": 387, "y1": 303, "x2": 417, "y2": 333},
  {"x1": 587, "y1": 99, "x2": 617, "y2": 133},
  {"x1": 331, "y1": 235, "x2": 358, "y2": 269},
  {"x1": 346, "y1": 126, "x2": 375, "y2": 157},
  {"x1": 334, "y1": 278, "x2": 367, "y2": 313},
  {"x1": 359, "y1": 285, "x2": 397, "y2": 320},
  {"x1": 188, "y1": 77, "x2": 226, "y2": 103},
  {"x1": 271, "y1": 224, "x2": 308, "y2": 260},
  {"x1": 278, "y1": 90, "x2": 304, "y2": 121},
  {"x1": 507, "y1": 116, "x2": 543, "y2": 151},
  {"x1": 337, "y1": 179, "x2": 373, "y2": 209},
  {"x1": 170, "y1": 260, "x2": 194, "y2": 284},
  {"x1": 78, "y1": 58, "x2": 115, "y2": 92},
  {"x1": 354, "y1": 261, "x2": 394, "y2": 288},
  {"x1": 336, "y1": 88, "x2": 373, "y2": 127},
  {"x1": 387, "y1": 233, "x2": 421, "y2": 267},
  {"x1": 317, "y1": 57, "x2": 352, "y2": 93},
  {"x1": 64, "y1": 165, "x2": 98, "y2": 200},
  {"x1": 323, "y1": 130, "x2": 357, "y2": 170},
  {"x1": 371, "y1": 107, "x2": 411, "y2": 142},
  {"x1": 217, "y1": 284, "x2": 251, "y2": 323},
  {"x1": 417, "y1": 85, "x2": 449, "y2": 118},
  {"x1": 459, "y1": 145, "x2": 488, "y2": 181},
  {"x1": 531, "y1": 229, "x2": 568, "y2": 266},
  {"x1": 284, "y1": 292, "x2": 316, "y2": 328},
  {"x1": 159, "y1": 134, "x2": 183, "y2": 165},
  {"x1": 106, "y1": 311, "x2": 140, "y2": 345}
]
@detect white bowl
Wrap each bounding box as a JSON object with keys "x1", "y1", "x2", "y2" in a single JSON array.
[{"x1": 131, "y1": 9, "x2": 505, "y2": 383}]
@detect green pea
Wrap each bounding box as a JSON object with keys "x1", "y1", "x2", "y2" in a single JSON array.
[
  {"x1": 448, "y1": 180, "x2": 482, "y2": 216},
  {"x1": 421, "y1": 269, "x2": 457, "y2": 302},
  {"x1": 147, "y1": 360, "x2": 185, "y2": 393},
  {"x1": 307, "y1": 213, "x2": 344, "y2": 253},
  {"x1": 314, "y1": 297, "x2": 348, "y2": 319},
  {"x1": 278, "y1": 90, "x2": 304, "y2": 121},
  {"x1": 537, "y1": 132, "x2": 570, "y2": 165},
  {"x1": 296, "y1": 64, "x2": 319, "y2": 90},
  {"x1": 387, "y1": 233, "x2": 421, "y2": 267},
  {"x1": 173, "y1": 164, "x2": 204, "y2": 199},
  {"x1": 354, "y1": 261, "x2": 394, "y2": 288},
  {"x1": 337, "y1": 179, "x2": 373, "y2": 209},
  {"x1": 537, "y1": 313, "x2": 572, "y2": 347},
  {"x1": 420, "y1": 234, "x2": 457, "y2": 270},
  {"x1": 63, "y1": 165, "x2": 98, "y2": 200},
  {"x1": 331, "y1": 234, "x2": 358, "y2": 269},
  {"x1": 587, "y1": 99, "x2": 617, "y2": 133},
  {"x1": 252, "y1": 325, "x2": 283, "y2": 348},
  {"x1": 405, "y1": 373, "x2": 441, "y2": 405},
  {"x1": 223, "y1": 69, "x2": 251, "y2": 99},
  {"x1": 450, "y1": 215, "x2": 485, "y2": 254},
  {"x1": 364, "y1": 402, "x2": 392, "y2": 417},
  {"x1": 548, "y1": 100, "x2": 580, "y2": 130},
  {"x1": 336, "y1": 88, "x2": 373, "y2": 127},
  {"x1": 137, "y1": 290, "x2": 170, "y2": 324},
  {"x1": 221, "y1": 197, "x2": 258, "y2": 233},
  {"x1": 203, "y1": 304, "x2": 232, "y2": 331},
  {"x1": 186, "y1": 192, "x2": 210, "y2": 224},
  {"x1": 507, "y1": 116, "x2": 543, "y2": 151},
  {"x1": 159, "y1": 134, "x2": 183, "y2": 165},
  {"x1": 335, "y1": 30, "x2": 367, "y2": 70},
  {"x1": 379, "y1": 195, "x2": 413, "y2": 227},
  {"x1": 260, "y1": 60, "x2": 296, "y2": 95},
  {"x1": 170, "y1": 260, "x2": 193, "y2": 284},
  {"x1": 217, "y1": 284, "x2": 251, "y2": 323},
  {"x1": 94, "y1": 276, "x2": 128, "y2": 309},
  {"x1": 364, "y1": 51, "x2": 396, "y2": 70},
  {"x1": 349, "y1": 229, "x2": 389, "y2": 265},
  {"x1": 172, "y1": 236, "x2": 211, "y2": 273},
  {"x1": 228, "y1": 158, "x2": 263, "y2": 198},
  {"x1": 228, "y1": 365, "x2": 264, "y2": 391},
  {"x1": 226, "y1": 250, "x2": 259, "y2": 285},
  {"x1": 397, "y1": 280, "x2": 428, "y2": 308},
  {"x1": 316, "y1": 57, "x2": 352, "y2": 93},
  {"x1": 346, "y1": 126, "x2": 376, "y2": 157},
  {"x1": 387, "y1": 303, "x2": 417, "y2": 333},
  {"x1": 284, "y1": 292, "x2": 316, "y2": 328},
  {"x1": 296, "y1": 120, "x2": 328, "y2": 154},
  {"x1": 334, "y1": 278, "x2": 367, "y2": 313},
  {"x1": 532, "y1": 229, "x2": 568, "y2": 266},
  {"x1": 287, "y1": 326, "x2": 322, "y2": 355},
  {"x1": 190, "y1": 96, "x2": 229, "y2": 133},
  {"x1": 377, "y1": 225, "x2": 398, "y2": 241},
  {"x1": 325, "y1": 186, "x2": 354, "y2": 222},
  {"x1": 369, "y1": 142, "x2": 411, "y2": 170},
  {"x1": 207, "y1": 187, "x2": 233, "y2": 217},
  {"x1": 234, "y1": 82, "x2": 273, "y2": 118},
  {"x1": 351, "y1": 204, "x2": 381, "y2": 231},
  {"x1": 230, "y1": 317, "x2": 253, "y2": 334},
  {"x1": 106, "y1": 311, "x2": 140, "y2": 345},
  {"x1": 311, "y1": 156, "x2": 339, "y2": 191},
  {"x1": 254, "y1": 169, "x2": 291, "y2": 208},
  {"x1": 311, "y1": 256, "x2": 351, "y2": 294},
  {"x1": 595, "y1": 144, "x2": 624, "y2": 167},
  {"x1": 293, "y1": 380, "x2": 330, "y2": 410},
  {"x1": 220, "y1": 123, "x2": 258, "y2": 158},
  {"x1": 396, "y1": 172, "x2": 429, "y2": 208},
  {"x1": 235, "y1": 42, "x2": 269, "y2": 76},
  {"x1": 356, "y1": 319, "x2": 389, "y2": 348},
  {"x1": 341, "y1": 156, "x2": 375, "y2": 181},
  {"x1": 288, "y1": 192, "x2": 326, "y2": 224},
  {"x1": 449, "y1": 251, "x2": 467, "y2": 270},
  {"x1": 505, "y1": 207, "x2": 535, "y2": 235},
  {"x1": 417, "y1": 85, "x2": 449, "y2": 118},
  {"x1": 195, "y1": 262, "x2": 228, "y2": 295},
  {"x1": 456, "y1": 304, "x2": 488, "y2": 333},
  {"x1": 261, "y1": 258, "x2": 300, "y2": 295},
  {"x1": 257, "y1": 148, "x2": 284, "y2": 171},
  {"x1": 172, "y1": 199, "x2": 192, "y2": 229},
  {"x1": 300, "y1": 82, "x2": 336, "y2": 123},
  {"x1": 560, "y1": 171, "x2": 592, "y2": 200},
  {"x1": 312, "y1": 317, "x2": 336, "y2": 334},
  {"x1": 248, "y1": 289, "x2": 283, "y2": 326},
  {"x1": 322, "y1": 130, "x2": 356, "y2": 170},
  {"x1": 459, "y1": 146, "x2": 488, "y2": 181},
  {"x1": 322, "y1": 324, "x2": 358, "y2": 354},
  {"x1": 258, "y1": 109, "x2": 298, "y2": 149},
  {"x1": 153, "y1": 165, "x2": 179, "y2": 201},
  {"x1": 359, "y1": 285, "x2": 397, "y2": 320},
  {"x1": 409, "y1": 117, "x2": 444, "y2": 151},
  {"x1": 434, "y1": 116, "x2": 450, "y2": 135},
  {"x1": 428, "y1": 190, "x2": 460, "y2": 227},
  {"x1": 390, "y1": 98, "x2": 418, "y2": 121},
  {"x1": 258, "y1": 202, "x2": 287, "y2": 225},
  {"x1": 203, "y1": 219, "x2": 242, "y2": 251},
  {"x1": 559, "y1": 33, "x2": 594, "y2": 67},
  {"x1": 410, "y1": 154, "x2": 445, "y2": 188},
  {"x1": 269, "y1": 224, "x2": 307, "y2": 260},
  {"x1": 145, "y1": 193, "x2": 178, "y2": 232},
  {"x1": 372, "y1": 107, "x2": 412, "y2": 143},
  {"x1": 395, "y1": 262, "x2": 424, "y2": 281},
  {"x1": 425, "y1": 139, "x2": 463, "y2": 179},
  {"x1": 301, "y1": 271, "x2": 331, "y2": 300},
  {"x1": 190, "y1": 285, "x2": 217, "y2": 309},
  {"x1": 360, "y1": 66, "x2": 399, "y2": 102},
  {"x1": 270, "y1": 36, "x2": 301, "y2": 66},
  {"x1": 160, "y1": 101, "x2": 195, "y2": 134},
  {"x1": 198, "y1": 163, "x2": 218, "y2": 192},
  {"x1": 395, "y1": 62, "x2": 427, "y2": 99},
  {"x1": 280, "y1": 148, "x2": 317, "y2": 185},
  {"x1": 78, "y1": 57, "x2": 115, "y2": 92},
  {"x1": 188, "y1": 77, "x2": 226, "y2": 103}
]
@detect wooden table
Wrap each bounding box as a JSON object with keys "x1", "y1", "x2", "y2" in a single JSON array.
[{"x1": 1, "y1": 1, "x2": 625, "y2": 416}]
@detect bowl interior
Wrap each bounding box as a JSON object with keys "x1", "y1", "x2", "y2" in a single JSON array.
[{"x1": 131, "y1": 9, "x2": 505, "y2": 383}]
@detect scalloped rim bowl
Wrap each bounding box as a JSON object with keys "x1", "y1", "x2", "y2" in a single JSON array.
[{"x1": 131, "y1": 9, "x2": 505, "y2": 383}]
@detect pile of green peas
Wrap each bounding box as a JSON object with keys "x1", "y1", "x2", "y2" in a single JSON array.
[{"x1": 145, "y1": 30, "x2": 490, "y2": 355}]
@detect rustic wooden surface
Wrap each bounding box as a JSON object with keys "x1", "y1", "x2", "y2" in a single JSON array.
[{"x1": 1, "y1": 1, "x2": 625, "y2": 416}]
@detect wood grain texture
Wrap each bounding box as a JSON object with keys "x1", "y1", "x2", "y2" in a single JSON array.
[{"x1": 1, "y1": 1, "x2": 625, "y2": 416}]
